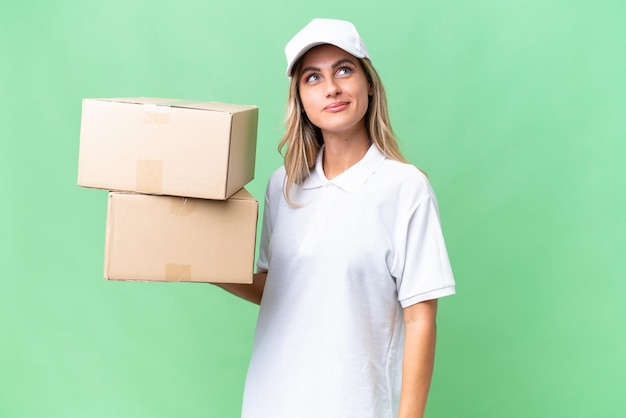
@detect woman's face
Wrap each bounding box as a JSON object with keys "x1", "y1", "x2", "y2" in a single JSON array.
[{"x1": 297, "y1": 44, "x2": 371, "y2": 139}]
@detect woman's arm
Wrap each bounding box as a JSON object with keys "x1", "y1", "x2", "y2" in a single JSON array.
[
  {"x1": 214, "y1": 271, "x2": 268, "y2": 305},
  {"x1": 398, "y1": 298, "x2": 438, "y2": 418}
]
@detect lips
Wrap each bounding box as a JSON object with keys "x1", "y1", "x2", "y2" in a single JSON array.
[{"x1": 324, "y1": 101, "x2": 350, "y2": 112}]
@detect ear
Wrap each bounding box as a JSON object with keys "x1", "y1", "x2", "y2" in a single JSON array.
[{"x1": 368, "y1": 83, "x2": 373, "y2": 96}]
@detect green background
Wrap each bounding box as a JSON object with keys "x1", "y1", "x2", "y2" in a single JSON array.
[{"x1": 2, "y1": 0, "x2": 625, "y2": 417}]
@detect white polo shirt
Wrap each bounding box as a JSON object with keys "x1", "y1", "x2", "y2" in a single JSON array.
[{"x1": 242, "y1": 144, "x2": 455, "y2": 418}]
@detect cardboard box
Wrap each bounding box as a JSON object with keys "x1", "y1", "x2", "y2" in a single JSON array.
[
  {"x1": 104, "y1": 189, "x2": 258, "y2": 284},
  {"x1": 78, "y1": 97, "x2": 258, "y2": 200}
]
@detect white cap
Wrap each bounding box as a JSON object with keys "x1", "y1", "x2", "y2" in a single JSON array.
[{"x1": 285, "y1": 18, "x2": 370, "y2": 77}]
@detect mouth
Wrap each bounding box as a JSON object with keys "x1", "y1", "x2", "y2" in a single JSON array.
[{"x1": 324, "y1": 101, "x2": 350, "y2": 112}]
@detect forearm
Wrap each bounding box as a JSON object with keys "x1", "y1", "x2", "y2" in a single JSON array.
[
  {"x1": 214, "y1": 271, "x2": 267, "y2": 305},
  {"x1": 398, "y1": 300, "x2": 438, "y2": 418}
]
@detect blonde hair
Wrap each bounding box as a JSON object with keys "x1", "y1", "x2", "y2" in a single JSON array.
[{"x1": 278, "y1": 56, "x2": 410, "y2": 204}]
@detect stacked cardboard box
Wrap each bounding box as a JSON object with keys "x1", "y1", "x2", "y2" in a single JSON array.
[{"x1": 78, "y1": 97, "x2": 259, "y2": 284}]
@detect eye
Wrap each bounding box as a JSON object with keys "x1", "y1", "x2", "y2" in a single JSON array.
[
  {"x1": 303, "y1": 73, "x2": 321, "y2": 83},
  {"x1": 336, "y1": 66, "x2": 353, "y2": 76}
]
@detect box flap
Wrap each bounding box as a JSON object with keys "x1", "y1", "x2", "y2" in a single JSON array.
[
  {"x1": 88, "y1": 97, "x2": 176, "y2": 106},
  {"x1": 175, "y1": 101, "x2": 258, "y2": 114},
  {"x1": 228, "y1": 188, "x2": 256, "y2": 202},
  {"x1": 85, "y1": 97, "x2": 257, "y2": 114}
]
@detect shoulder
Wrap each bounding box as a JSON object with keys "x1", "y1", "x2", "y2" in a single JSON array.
[
  {"x1": 268, "y1": 166, "x2": 286, "y2": 185},
  {"x1": 263, "y1": 166, "x2": 286, "y2": 201},
  {"x1": 376, "y1": 159, "x2": 435, "y2": 201}
]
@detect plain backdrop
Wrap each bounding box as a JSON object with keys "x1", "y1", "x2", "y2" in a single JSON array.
[{"x1": 1, "y1": 1, "x2": 625, "y2": 417}]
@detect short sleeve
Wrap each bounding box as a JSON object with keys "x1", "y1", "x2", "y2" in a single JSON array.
[
  {"x1": 393, "y1": 191, "x2": 456, "y2": 308},
  {"x1": 255, "y1": 189, "x2": 271, "y2": 273},
  {"x1": 256, "y1": 167, "x2": 285, "y2": 273}
]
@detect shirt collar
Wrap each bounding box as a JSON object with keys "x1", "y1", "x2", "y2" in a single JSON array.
[{"x1": 302, "y1": 144, "x2": 387, "y2": 193}]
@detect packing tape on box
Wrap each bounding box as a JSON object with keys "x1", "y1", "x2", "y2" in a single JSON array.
[
  {"x1": 170, "y1": 197, "x2": 198, "y2": 215},
  {"x1": 142, "y1": 105, "x2": 170, "y2": 124},
  {"x1": 136, "y1": 160, "x2": 163, "y2": 193},
  {"x1": 161, "y1": 99, "x2": 203, "y2": 107},
  {"x1": 164, "y1": 264, "x2": 191, "y2": 281}
]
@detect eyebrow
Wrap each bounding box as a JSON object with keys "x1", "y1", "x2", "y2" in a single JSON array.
[{"x1": 301, "y1": 58, "x2": 358, "y2": 74}]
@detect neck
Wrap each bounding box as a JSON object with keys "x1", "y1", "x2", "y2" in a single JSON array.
[{"x1": 321, "y1": 128, "x2": 371, "y2": 180}]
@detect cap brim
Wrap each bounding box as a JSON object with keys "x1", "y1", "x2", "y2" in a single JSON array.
[{"x1": 286, "y1": 42, "x2": 367, "y2": 77}]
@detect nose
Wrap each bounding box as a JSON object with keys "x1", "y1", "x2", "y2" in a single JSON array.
[{"x1": 324, "y1": 78, "x2": 341, "y2": 97}]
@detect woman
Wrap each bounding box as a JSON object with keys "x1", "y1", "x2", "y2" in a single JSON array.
[{"x1": 220, "y1": 18, "x2": 456, "y2": 418}]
